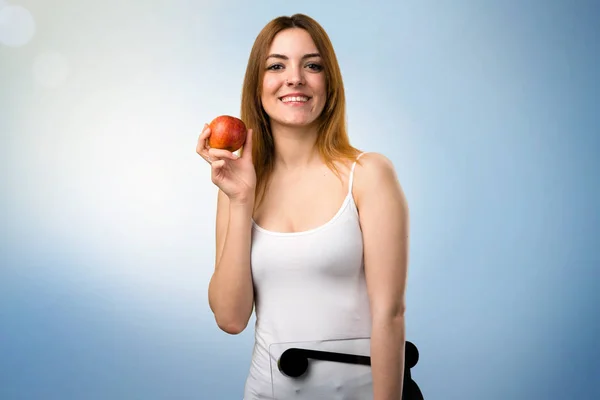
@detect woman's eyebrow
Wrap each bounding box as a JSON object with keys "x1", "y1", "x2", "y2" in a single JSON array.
[{"x1": 266, "y1": 52, "x2": 321, "y2": 60}]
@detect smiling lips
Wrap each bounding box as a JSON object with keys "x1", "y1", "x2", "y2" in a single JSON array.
[{"x1": 279, "y1": 94, "x2": 310, "y2": 105}]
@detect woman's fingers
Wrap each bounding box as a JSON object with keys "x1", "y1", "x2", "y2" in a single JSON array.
[
  {"x1": 199, "y1": 123, "x2": 210, "y2": 141},
  {"x1": 241, "y1": 129, "x2": 253, "y2": 160},
  {"x1": 196, "y1": 124, "x2": 212, "y2": 163},
  {"x1": 211, "y1": 159, "x2": 226, "y2": 170},
  {"x1": 210, "y1": 159, "x2": 226, "y2": 183},
  {"x1": 208, "y1": 147, "x2": 239, "y2": 161}
]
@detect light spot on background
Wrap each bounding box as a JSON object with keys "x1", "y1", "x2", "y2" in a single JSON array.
[
  {"x1": 32, "y1": 51, "x2": 71, "y2": 88},
  {"x1": 0, "y1": 4, "x2": 35, "y2": 48}
]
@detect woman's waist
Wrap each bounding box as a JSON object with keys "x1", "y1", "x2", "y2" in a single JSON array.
[
  {"x1": 249, "y1": 331, "x2": 373, "y2": 399},
  {"x1": 253, "y1": 323, "x2": 372, "y2": 362},
  {"x1": 254, "y1": 312, "x2": 371, "y2": 343}
]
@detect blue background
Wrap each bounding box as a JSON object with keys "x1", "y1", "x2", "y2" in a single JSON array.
[{"x1": 1, "y1": 0, "x2": 598, "y2": 399}]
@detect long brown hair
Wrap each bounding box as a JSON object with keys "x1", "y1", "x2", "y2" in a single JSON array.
[{"x1": 240, "y1": 13, "x2": 361, "y2": 207}]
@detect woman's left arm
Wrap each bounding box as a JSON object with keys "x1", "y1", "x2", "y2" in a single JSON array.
[{"x1": 355, "y1": 153, "x2": 410, "y2": 400}]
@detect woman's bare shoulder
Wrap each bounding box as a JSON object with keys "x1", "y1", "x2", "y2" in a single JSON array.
[
  {"x1": 353, "y1": 152, "x2": 406, "y2": 208},
  {"x1": 357, "y1": 152, "x2": 396, "y2": 170}
]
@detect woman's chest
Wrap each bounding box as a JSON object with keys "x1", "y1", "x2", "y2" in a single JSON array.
[
  {"x1": 250, "y1": 207, "x2": 364, "y2": 282},
  {"x1": 254, "y1": 174, "x2": 350, "y2": 234}
]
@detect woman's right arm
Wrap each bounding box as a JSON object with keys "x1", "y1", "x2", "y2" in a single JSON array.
[
  {"x1": 196, "y1": 122, "x2": 257, "y2": 335},
  {"x1": 208, "y1": 189, "x2": 255, "y2": 334}
]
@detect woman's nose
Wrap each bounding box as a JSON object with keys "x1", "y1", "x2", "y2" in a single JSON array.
[{"x1": 285, "y1": 68, "x2": 305, "y2": 86}]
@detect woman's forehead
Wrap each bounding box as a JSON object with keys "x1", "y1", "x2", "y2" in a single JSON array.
[{"x1": 267, "y1": 28, "x2": 318, "y2": 55}]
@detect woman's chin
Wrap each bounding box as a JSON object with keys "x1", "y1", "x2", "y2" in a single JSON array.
[{"x1": 273, "y1": 117, "x2": 318, "y2": 129}]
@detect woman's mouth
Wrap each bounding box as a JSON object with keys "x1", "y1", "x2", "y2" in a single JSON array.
[{"x1": 279, "y1": 95, "x2": 311, "y2": 105}]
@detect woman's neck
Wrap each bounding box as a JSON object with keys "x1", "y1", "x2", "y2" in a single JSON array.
[{"x1": 271, "y1": 123, "x2": 321, "y2": 171}]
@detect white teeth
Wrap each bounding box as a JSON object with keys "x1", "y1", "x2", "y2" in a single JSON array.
[{"x1": 281, "y1": 96, "x2": 309, "y2": 103}]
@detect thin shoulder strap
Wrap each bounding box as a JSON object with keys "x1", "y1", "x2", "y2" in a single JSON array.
[{"x1": 348, "y1": 152, "x2": 368, "y2": 195}]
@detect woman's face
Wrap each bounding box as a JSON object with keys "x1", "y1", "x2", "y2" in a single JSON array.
[{"x1": 261, "y1": 28, "x2": 327, "y2": 130}]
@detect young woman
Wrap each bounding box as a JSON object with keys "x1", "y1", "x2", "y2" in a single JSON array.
[{"x1": 197, "y1": 13, "x2": 410, "y2": 400}]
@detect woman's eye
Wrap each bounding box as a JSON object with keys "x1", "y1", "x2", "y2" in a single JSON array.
[{"x1": 266, "y1": 63, "x2": 323, "y2": 72}]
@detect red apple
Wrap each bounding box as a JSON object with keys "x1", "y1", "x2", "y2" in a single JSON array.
[{"x1": 207, "y1": 115, "x2": 247, "y2": 153}]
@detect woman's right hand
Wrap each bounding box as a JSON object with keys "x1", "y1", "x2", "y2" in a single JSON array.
[{"x1": 196, "y1": 123, "x2": 256, "y2": 205}]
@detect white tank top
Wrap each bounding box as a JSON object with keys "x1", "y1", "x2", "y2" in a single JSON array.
[{"x1": 243, "y1": 153, "x2": 373, "y2": 400}]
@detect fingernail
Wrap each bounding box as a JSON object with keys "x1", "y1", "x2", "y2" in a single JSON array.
[{"x1": 232, "y1": 153, "x2": 239, "y2": 159}]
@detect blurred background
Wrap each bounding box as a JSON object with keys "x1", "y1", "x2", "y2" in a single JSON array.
[{"x1": 1, "y1": 0, "x2": 598, "y2": 399}]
